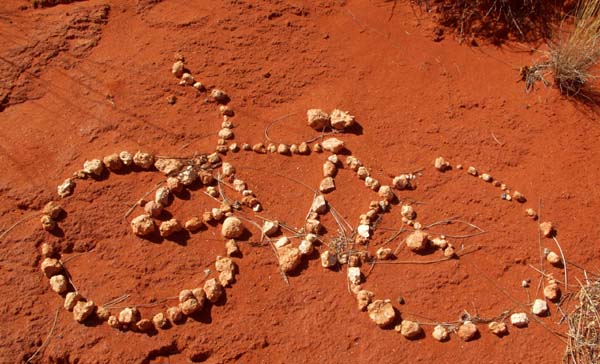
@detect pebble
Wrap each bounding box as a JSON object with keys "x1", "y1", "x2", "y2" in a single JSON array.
[
  {"x1": 432, "y1": 325, "x2": 449, "y2": 341},
  {"x1": 298, "y1": 142, "x2": 310, "y2": 155},
  {"x1": 321, "y1": 250, "x2": 337, "y2": 268},
  {"x1": 378, "y1": 185, "x2": 394, "y2": 202},
  {"x1": 96, "y1": 306, "x2": 110, "y2": 321},
  {"x1": 278, "y1": 245, "x2": 302, "y2": 273},
  {"x1": 107, "y1": 315, "x2": 120, "y2": 329},
  {"x1": 290, "y1": 144, "x2": 299, "y2": 154},
  {"x1": 312, "y1": 143, "x2": 323, "y2": 153},
  {"x1": 136, "y1": 319, "x2": 154, "y2": 332},
  {"x1": 367, "y1": 300, "x2": 396, "y2": 327},
  {"x1": 153, "y1": 312, "x2": 168, "y2": 329},
  {"x1": 467, "y1": 166, "x2": 478, "y2": 176},
  {"x1": 172, "y1": 61, "x2": 184, "y2": 78},
  {"x1": 41, "y1": 258, "x2": 63, "y2": 277},
  {"x1": 49, "y1": 275, "x2": 68, "y2": 293},
  {"x1": 364, "y1": 177, "x2": 380, "y2": 191},
  {"x1": 512, "y1": 191, "x2": 526, "y2": 202},
  {"x1": 155, "y1": 158, "x2": 183, "y2": 176},
  {"x1": 226, "y1": 239, "x2": 240, "y2": 256},
  {"x1": 434, "y1": 156, "x2": 450, "y2": 171},
  {"x1": 144, "y1": 201, "x2": 163, "y2": 218},
  {"x1": 357, "y1": 224, "x2": 370, "y2": 239},
  {"x1": 457, "y1": 321, "x2": 478, "y2": 341},
  {"x1": 306, "y1": 109, "x2": 330, "y2": 130},
  {"x1": 218, "y1": 128, "x2": 234, "y2": 140},
  {"x1": 532, "y1": 298, "x2": 548, "y2": 316},
  {"x1": 539, "y1": 221, "x2": 555, "y2": 237},
  {"x1": 221, "y1": 216, "x2": 245, "y2": 239},
  {"x1": 211, "y1": 208, "x2": 223, "y2": 221},
  {"x1": 323, "y1": 161, "x2": 337, "y2": 177},
  {"x1": 41, "y1": 243, "x2": 56, "y2": 258},
  {"x1": 118, "y1": 307, "x2": 140, "y2": 326},
  {"x1": 57, "y1": 178, "x2": 75, "y2": 198},
  {"x1": 546, "y1": 251, "x2": 562, "y2": 265},
  {"x1": 229, "y1": 143, "x2": 239, "y2": 152},
  {"x1": 480, "y1": 173, "x2": 493, "y2": 182},
  {"x1": 375, "y1": 247, "x2": 393, "y2": 260},
  {"x1": 356, "y1": 290, "x2": 374, "y2": 311},
  {"x1": 345, "y1": 156, "x2": 362, "y2": 171},
  {"x1": 83, "y1": 159, "x2": 104, "y2": 176},
  {"x1": 178, "y1": 167, "x2": 197, "y2": 186},
  {"x1": 262, "y1": 220, "x2": 279, "y2": 237},
  {"x1": 131, "y1": 214, "x2": 155, "y2": 237},
  {"x1": 133, "y1": 151, "x2": 155, "y2": 169},
  {"x1": 180, "y1": 298, "x2": 202, "y2": 315},
  {"x1": 119, "y1": 151, "x2": 133, "y2": 166},
  {"x1": 431, "y1": 237, "x2": 448, "y2": 249},
  {"x1": 525, "y1": 208, "x2": 538, "y2": 219},
  {"x1": 166, "y1": 177, "x2": 183, "y2": 193},
  {"x1": 64, "y1": 292, "x2": 83, "y2": 311},
  {"x1": 398, "y1": 320, "x2": 422, "y2": 339},
  {"x1": 357, "y1": 166, "x2": 369, "y2": 180},
  {"x1": 319, "y1": 177, "x2": 336, "y2": 193},
  {"x1": 306, "y1": 218, "x2": 323, "y2": 234},
  {"x1": 204, "y1": 278, "x2": 225, "y2": 302},
  {"x1": 275, "y1": 236, "x2": 290, "y2": 249},
  {"x1": 103, "y1": 153, "x2": 123, "y2": 171},
  {"x1": 210, "y1": 89, "x2": 229, "y2": 104},
  {"x1": 219, "y1": 105, "x2": 234, "y2": 116},
  {"x1": 298, "y1": 240, "x2": 313, "y2": 255},
  {"x1": 251, "y1": 143, "x2": 266, "y2": 154},
  {"x1": 544, "y1": 281, "x2": 561, "y2": 301},
  {"x1": 73, "y1": 301, "x2": 96, "y2": 323},
  {"x1": 40, "y1": 215, "x2": 56, "y2": 231},
  {"x1": 321, "y1": 138, "x2": 345, "y2": 153},
  {"x1": 510, "y1": 312, "x2": 529, "y2": 327},
  {"x1": 347, "y1": 267, "x2": 362, "y2": 285},
  {"x1": 330, "y1": 109, "x2": 355, "y2": 130},
  {"x1": 159, "y1": 219, "x2": 182, "y2": 238},
  {"x1": 199, "y1": 170, "x2": 215, "y2": 185},
  {"x1": 400, "y1": 205, "x2": 416, "y2": 220},
  {"x1": 193, "y1": 81, "x2": 204, "y2": 91},
  {"x1": 488, "y1": 321, "x2": 508, "y2": 336},
  {"x1": 311, "y1": 195, "x2": 328, "y2": 214},
  {"x1": 179, "y1": 72, "x2": 194, "y2": 86},
  {"x1": 406, "y1": 230, "x2": 429, "y2": 252},
  {"x1": 392, "y1": 175, "x2": 411, "y2": 190},
  {"x1": 167, "y1": 306, "x2": 184, "y2": 323}
]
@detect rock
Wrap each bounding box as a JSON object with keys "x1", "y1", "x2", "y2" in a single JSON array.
[
  {"x1": 41, "y1": 258, "x2": 63, "y2": 277},
  {"x1": 153, "y1": 312, "x2": 168, "y2": 329},
  {"x1": 311, "y1": 195, "x2": 328, "y2": 214},
  {"x1": 512, "y1": 191, "x2": 526, "y2": 202},
  {"x1": 107, "y1": 315, "x2": 120, "y2": 329},
  {"x1": 57, "y1": 178, "x2": 75, "y2": 198},
  {"x1": 321, "y1": 250, "x2": 337, "y2": 268},
  {"x1": 312, "y1": 143, "x2": 323, "y2": 153},
  {"x1": 443, "y1": 245, "x2": 456, "y2": 258},
  {"x1": 96, "y1": 306, "x2": 110, "y2": 321},
  {"x1": 229, "y1": 143, "x2": 239, "y2": 152},
  {"x1": 546, "y1": 251, "x2": 561, "y2": 265},
  {"x1": 222, "y1": 162, "x2": 235, "y2": 177},
  {"x1": 391, "y1": 176, "x2": 409, "y2": 192},
  {"x1": 131, "y1": 214, "x2": 155, "y2": 237},
  {"x1": 298, "y1": 142, "x2": 310, "y2": 155},
  {"x1": 262, "y1": 220, "x2": 279, "y2": 237},
  {"x1": 321, "y1": 138, "x2": 345, "y2": 153},
  {"x1": 375, "y1": 247, "x2": 393, "y2": 260},
  {"x1": 398, "y1": 320, "x2": 422, "y2": 339},
  {"x1": 277, "y1": 144, "x2": 290, "y2": 155},
  {"x1": 83, "y1": 159, "x2": 104, "y2": 176},
  {"x1": 431, "y1": 237, "x2": 448, "y2": 249},
  {"x1": 544, "y1": 281, "x2": 561, "y2": 301},
  {"x1": 319, "y1": 177, "x2": 336, "y2": 193},
  {"x1": 180, "y1": 298, "x2": 202, "y2": 315},
  {"x1": 330, "y1": 109, "x2": 355, "y2": 130},
  {"x1": 179, "y1": 73, "x2": 194, "y2": 86},
  {"x1": 210, "y1": 89, "x2": 229, "y2": 104},
  {"x1": 41, "y1": 243, "x2": 56, "y2": 258},
  {"x1": 367, "y1": 300, "x2": 396, "y2": 327},
  {"x1": 378, "y1": 185, "x2": 394, "y2": 202},
  {"x1": 305, "y1": 218, "x2": 323, "y2": 234},
  {"x1": 488, "y1": 321, "x2": 508, "y2": 336},
  {"x1": 199, "y1": 171, "x2": 215, "y2": 186},
  {"x1": 40, "y1": 215, "x2": 56, "y2": 231},
  {"x1": 540, "y1": 221, "x2": 555, "y2": 237},
  {"x1": 135, "y1": 319, "x2": 154, "y2": 332},
  {"x1": 275, "y1": 236, "x2": 290, "y2": 248},
  {"x1": 185, "y1": 217, "x2": 204, "y2": 233},
  {"x1": 400, "y1": 205, "x2": 416, "y2": 220},
  {"x1": 510, "y1": 312, "x2": 528, "y2": 327},
  {"x1": 307, "y1": 109, "x2": 330, "y2": 130},
  {"x1": 118, "y1": 307, "x2": 140, "y2": 325},
  {"x1": 323, "y1": 161, "x2": 337, "y2": 177},
  {"x1": 480, "y1": 173, "x2": 493, "y2": 182},
  {"x1": 219, "y1": 105, "x2": 234, "y2": 116},
  {"x1": 467, "y1": 166, "x2": 478, "y2": 176},
  {"x1": 355, "y1": 167, "x2": 368, "y2": 180},
  {"x1": 154, "y1": 187, "x2": 171, "y2": 207},
  {"x1": 457, "y1": 321, "x2": 478, "y2": 341},
  {"x1": 532, "y1": 299, "x2": 548, "y2": 316},
  {"x1": 432, "y1": 325, "x2": 449, "y2": 341},
  {"x1": 232, "y1": 179, "x2": 247, "y2": 192},
  {"x1": 159, "y1": 219, "x2": 182, "y2": 238},
  {"x1": 347, "y1": 267, "x2": 361, "y2": 285},
  {"x1": 103, "y1": 153, "x2": 123, "y2": 171},
  {"x1": 177, "y1": 167, "x2": 197, "y2": 186},
  {"x1": 225, "y1": 239, "x2": 240, "y2": 256},
  {"x1": 345, "y1": 156, "x2": 362, "y2": 171},
  {"x1": 144, "y1": 201, "x2": 163, "y2": 218},
  {"x1": 252, "y1": 143, "x2": 266, "y2": 154},
  {"x1": 73, "y1": 301, "x2": 96, "y2": 323},
  {"x1": 357, "y1": 290, "x2": 374, "y2": 311},
  {"x1": 278, "y1": 245, "x2": 302, "y2": 273},
  {"x1": 172, "y1": 60, "x2": 184, "y2": 77},
  {"x1": 154, "y1": 159, "x2": 183, "y2": 176},
  {"x1": 365, "y1": 177, "x2": 380, "y2": 191},
  {"x1": 49, "y1": 275, "x2": 68, "y2": 294},
  {"x1": 406, "y1": 230, "x2": 429, "y2": 252},
  {"x1": 218, "y1": 128, "x2": 234, "y2": 140},
  {"x1": 215, "y1": 256, "x2": 236, "y2": 276},
  {"x1": 357, "y1": 224, "x2": 370, "y2": 239},
  {"x1": 298, "y1": 240, "x2": 313, "y2": 255},
  {"x1": 434, "y1": 157, "x2": 450, "y2": 171},
  {"x1": 193, "y1": 81, "x2": 204, "y2": 90},
  {"x1": 222, "y1": 216, "x2": 245, "y2": 239},
  {"x1": 167, "y1": 306, "x2": 184, "y2": 323},
  {"x1": 42, "y1": 202, "x2": 64, "y2": 220},
  {"x1": 133, "y1": 151, "x2": 155, "y2": 169},
  {"x1": 119, "y1": 151, "x2": 133, "y2": 166},
  {"x1": 64, "y1": 292, "x2": 83, "y2": 311},
  {"x1": 204, "y1": 278, "x2": 224, "y2": 302}
]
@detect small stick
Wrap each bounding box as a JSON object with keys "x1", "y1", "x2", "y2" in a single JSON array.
[
  {"x1": 552, "y1": 236, "x2": 569, "y2": 295},
  {"x1": 491, "y1": 132, "x2": 504, "y2": 146},
  {"x1": 102, "y1": 294, "x2": 131, "y2": 308},
  {"x1": 535, "y1": 198, "x2": 545, "y2": 299},
  {"x1": 26, "y1": 306, "x2": 60, "y2": 364},
  {"x1": 264, "y1": 113, "x2": 298, "y2": 144},
  {"x1": 0, "y1": 212, "x2": 41, "y2": 242}
]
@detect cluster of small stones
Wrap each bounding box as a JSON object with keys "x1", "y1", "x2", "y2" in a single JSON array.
[{"x1": 41, "y1": 55, "x2": 566, "y2": 340}]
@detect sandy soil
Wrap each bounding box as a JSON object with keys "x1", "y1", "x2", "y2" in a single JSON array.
[{"x1": 1, "y1": 0, "x2": 600, "y2": 363}]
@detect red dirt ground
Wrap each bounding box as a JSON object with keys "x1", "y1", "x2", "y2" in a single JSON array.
[{"x1": 1, "y1": 1, "x2": 600, "y2": 363}]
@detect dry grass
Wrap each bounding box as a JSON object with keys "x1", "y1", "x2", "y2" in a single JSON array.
[{"x1": 564, "y1": 280, "x2": 600, "y2": 364}]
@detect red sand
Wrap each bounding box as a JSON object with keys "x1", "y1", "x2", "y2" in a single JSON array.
[{"x1": 1, "y1": 1, "x2": 599, "y2": 363}]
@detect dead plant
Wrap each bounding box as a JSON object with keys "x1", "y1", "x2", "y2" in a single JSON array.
[{"x1": 564, "y1": 280, "x2": 600, "y2": 364}]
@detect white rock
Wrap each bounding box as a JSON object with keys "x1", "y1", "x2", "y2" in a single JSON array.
[
  {"x1": 221, "y1": 217, "x2": 245, "y2": 239},
  {"x1": 398, "y1": 320, "x2": 422, "y2": 339},
  {"x1": 457, "y1": 321, "x2": 478, "y2": 341},
  {"x1": 405, "y1": 230, "x2": 429, "y2": 252},
  {"x1": 166, "y1": 306, "x2": 184, "y2": 323},
  {"x1": 432, "y1": 325, "x2": 449, "y2": 341},
  {"x1": 275, "y1": 236, "x2": 291, "y2": 248},
  {"x1": 41, "y1": 258, "x2": 63, "y2": 278},
  {"x1": 57, "y1": 178, "x2": 75, "y2": 198},
  {"x1": 159, "y1": 219, "x2": 182, "y2": 238},
  {"x1": 154, "y1": 158, "x2": 183, "y2": 175},
  {"x1": 357, "y1": 224, "x2": 370, "y2": 239},
  {"x1": 262, "y1": 220, "x2": 279, "y2": 237},
  {"x1": 393, "y1": 174, "x2": 410, "y2": 190},
  {"x1": 321, "y1": 250, "x2": 337, "y2": 268},
  {"x1": 319, "y1": 177, "x2": 336, "y2": 193},
  {"x1": 467, "y1": 166, "x2": 478, "y2": 176},
  {"x1": 532, "y1": 299, "x2": 548, "y2": 316},
  {"x1": 133, "y1": 151, "x2": 155, "y2": 169},
  {"x1": 311, "y1": 195, "x2": 328, "y2": 214},
  {"x1": 155, "y1": 186, "x2": 171, "y2": 206},
  {"x1": 347, "y1": 267, "x2": 362, "y2": 285},
  {"x1": 210, "y1": 89, "x2": 229, "y2": 103},
  {"x1": 172, "y1": 60, "x2": 184, "y2": 77},
  {"x1": 356, "y1": 290, "x2": 374, "y2": 311},
  {"x1": 204, "y1": 278, "x2": 225, "y2": 302},
  {"x1": 131, "y1": 214, "x2": 155, "y2": 237},
  {"x1": 375, "y1": 247, "x2": 393, "y2": 260},
  {"x1": 321, "y1": 138, "x2": 345, "y2": 153},
  {"x1": 434, "y1": 156, "x2": 450, "y2": 171},
  {"x1": 153, "y1": 312, "x2": 168, "y2": 329},
  {"x1": 431, "y1": 237, "x2": 448, "y2": 249},
  {"x1": 218, "y1": 128, "x2": 234, "y2": 140},
  {"x1": 367, "y1": 300, "x2": 396, "y2": 327},
  {"x1": 233, "y1": 179, "x2": 246, "y2": 192},
  {"x1": 180, "y1": 72, "x2": 194, "y2": 85},
  {"x1": 73, "y1": 301, "x2": 96, "y2": 323},
  {"x1": 83, "y1": 159, "x2": 104, "y2": 176},
  {"x1": 480, "y1": 173, "x2": 493, "y2": 182},
  {"x1": 510, "y1": 312, "x2": 529, "y2": 327},
  {"x1": 378, "y1": 185, "x2": 394, "y2": 202},
  {"x1": 49, "y1": 275, "x2": 68, "y2": 294},
  {"x1": 222, "y1": 163, "x2": 235, "y2": 177},
  {"x1": 103, "y1": 153, "x2": 123, "y2": 171},
  {"x1": 345, "y1": 156, "x2": 362, "y2": 171},
  {"x1": 119, "y1": 151, "x2": 133, "y2": 166},
  {"x1": 118, "y1": 307, "x2": 140, "y2": 325},
  {"x1": 323, "y1": 161, "x2": 337, "y2": 177},
  {"x1": 144, "y1": 201, "x2": 163, "y2": 218},
  {"x1": 327, "y1": 154, "x2": 339, "y2": 164},
  {"x1": 298, "y1": 240, "x2": 313, "y2": 255},
  {"x1": 306, "y1": 109, "x2": 330, "y2": 130},
  {"x1": 64, "y1": 292, "x2": 83, "y2": 311},
  {"x1": 546, "y1": 251, "x2": 561, "y2": 265},
  {"x1": 488, "y1": 321, "x2": 508, "y2": 336},
  {"x1": 305, "y1": 233, "x2": 318, "y2": 243},
  {"x1": 278, "y1": 245, "x2": 302, "y2": 273},
  {"x1": 177, "y1": 166, "x2": 197, "y2": 186},
  {"x1": 330, "y1": 109, "x2": 355, "y2": 130},
  {"x1": 544, "y1": 281, "x2": 561, "y2": 301},
  {"x1": 540, "y1": 221, "x2": 555, "y2": 237},
  {"x1": 365, "y1": 177, "x2": 380, "y2": 191},
  {"x1": 357, "y1": 166, "x2": 369, "y2": 180},
  {"x1": 400, "y1": 205, "x2": 416, "y2": 220}
]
